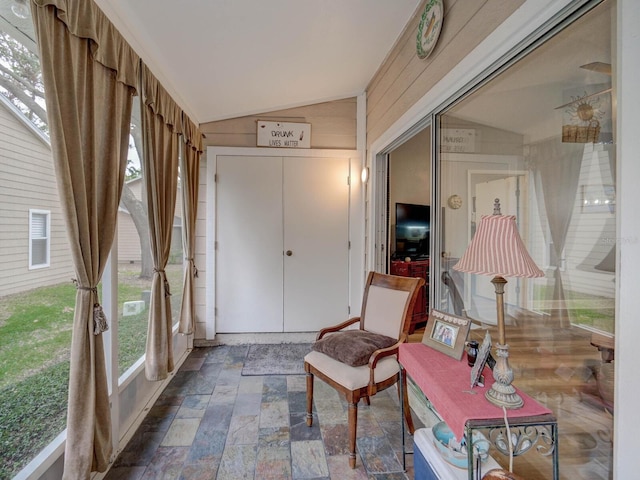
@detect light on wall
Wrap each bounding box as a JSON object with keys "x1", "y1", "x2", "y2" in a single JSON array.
[{"x1": 360, "y1": 167, "x2": 369, "y2": 184}]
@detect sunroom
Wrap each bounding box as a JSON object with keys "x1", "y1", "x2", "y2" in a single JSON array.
[{"x1": 1, "y1": 1, "x2": 639, "y2": 479}]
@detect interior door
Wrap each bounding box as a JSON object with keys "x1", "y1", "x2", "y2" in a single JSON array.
[
  {"x1": 216, "y1": 154, "x2": 350, "y2": 333},
  {"x1": 216, "y1": 155, "x2": 284, "y2": 332},
  {"x1": 283, "y1": 156, "x2": 350, "y2": 331},
  {"x1": 475, "y1": 175, "x2": 522, "y2": 309}
]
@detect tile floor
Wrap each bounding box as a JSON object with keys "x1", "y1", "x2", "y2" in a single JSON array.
[{"x1": 106, "y1": 345, "x2": 422, "y2": 480}]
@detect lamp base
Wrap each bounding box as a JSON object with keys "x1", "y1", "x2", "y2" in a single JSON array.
[
  {"x1": 485, "y1": 381, "x2": 524, "y2": 409},
  {"x1": 485, "y1": 343, "x2": 523, "y2": 409}
]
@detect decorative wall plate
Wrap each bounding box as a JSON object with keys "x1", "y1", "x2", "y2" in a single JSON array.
[
  {"x1": 448, "y1": 194, "x2": 462, "y2": 209},
  {"x1": 416, "y1": 0, "x2": 444, "y2": 59}
]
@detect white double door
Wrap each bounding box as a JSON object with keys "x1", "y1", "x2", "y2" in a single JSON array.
[{"x1": 216, "y1": 154, "x2": 350, "y2": 333}]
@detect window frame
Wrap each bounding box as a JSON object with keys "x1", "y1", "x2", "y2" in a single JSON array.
[{"x1": 29, "y1": 209, "x2": 51, "y2": 269}]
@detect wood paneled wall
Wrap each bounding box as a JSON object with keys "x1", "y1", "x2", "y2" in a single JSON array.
[
  {"x1": 366, "y1": 0, "x2": 525, "y2": 148},
  {"x1": 200, "y1": 98, "x2": 357, "y2": 150}
]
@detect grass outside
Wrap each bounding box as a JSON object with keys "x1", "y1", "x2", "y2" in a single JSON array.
[
  {"x1": 533, "y1": 284, "x2": 615, "y2": 334},
  {"x1": 0, "y1": 264, "x2": 183, "y2": 479}
]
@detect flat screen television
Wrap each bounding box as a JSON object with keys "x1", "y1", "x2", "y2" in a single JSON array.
[{"x1": 395, "y1": 203, "x2": 430, "y2": 260}]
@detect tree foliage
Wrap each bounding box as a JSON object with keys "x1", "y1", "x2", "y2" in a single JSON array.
[{"x1": 0, "y1": 32, "x2": 47, "y2": 132}]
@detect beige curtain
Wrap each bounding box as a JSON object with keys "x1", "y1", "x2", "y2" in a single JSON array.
[
  {"x1": 531, "y1": 138, "x2": 583, "y2": 327},
  {"x1": 179, "y1": 116, "x2": 203, "y2": 334},
  {"x1": 141, "y1": 64, "x2": 182, "y2": 380},
  {"x1": 31, "y1": 1, "x2": 138, "y2": 477}
]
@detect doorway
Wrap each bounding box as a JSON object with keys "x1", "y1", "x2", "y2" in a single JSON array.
[
  {"x1": 467, "y1": 170, "x2": 530, "y2": 322},
  {"x1": 373, "y1": 126, "x2": 432, "y2": 273},
  {"x1": 207, "y1": 147, "x2": 360, "y2": 337},
  {"x1": 216, "y1": 154, "x2": 349, "y2": 333}
]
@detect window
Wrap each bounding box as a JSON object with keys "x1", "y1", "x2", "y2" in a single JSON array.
[
  {"x1": 436, "y1": 1, "x2": 615, "y2": 477},
  {"x1": 29, "y1": 209, "x2": 50, "y2": 268}
]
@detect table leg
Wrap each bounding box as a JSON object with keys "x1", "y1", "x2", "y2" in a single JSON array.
[
  {"x1": 466, "y1": 424, "x2": 474, "y2": 480},
  {"x1": 553, "y1": 422, "x2": 559, "y2": 480},
  {"x1": 400, "y1": 365, "x2": 407, "y2": 471}
]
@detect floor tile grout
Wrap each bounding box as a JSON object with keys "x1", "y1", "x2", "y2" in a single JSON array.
[{"x1": 107, "y1": 345, "x2": 418, "y2": 480}]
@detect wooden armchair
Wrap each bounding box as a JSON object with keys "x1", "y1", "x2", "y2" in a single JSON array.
[{"x1": 304, "y1": 271, "x2": 425, "y2": 468}]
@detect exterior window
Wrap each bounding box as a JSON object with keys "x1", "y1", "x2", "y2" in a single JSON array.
[{"x1": 29, "y1": 210, "x2": 50, "y2": 268}]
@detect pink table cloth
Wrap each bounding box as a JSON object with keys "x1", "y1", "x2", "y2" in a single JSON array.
[{"x1": 399, "y1": 342, "x2": 553, "y2": 440}]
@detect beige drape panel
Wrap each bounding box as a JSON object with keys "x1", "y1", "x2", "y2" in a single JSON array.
[
  {"x1": 31, "y1": 1, "x2": 138, "y2": 478},
  {"x1": 141, "y1": 64, "x2": 182, "y2": 381},
  {"x1": 531, "y1": 139, "x2": 583, "y2": 327},
  {"x1": 179, "y1": 116, "x2": 203, "y2": 334}
]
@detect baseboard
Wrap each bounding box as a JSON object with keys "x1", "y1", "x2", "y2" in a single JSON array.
[{"x1": 194, "y1": 331, "x2": 317, "y2": 347}]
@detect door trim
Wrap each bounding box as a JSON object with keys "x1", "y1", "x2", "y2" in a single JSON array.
[{"x1": 205, "y1": 146, "x2": 362, "y2": 340}]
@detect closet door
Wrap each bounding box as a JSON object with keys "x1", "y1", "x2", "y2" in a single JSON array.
[
  {"x1": 216, "y1": 155, "x2": 284, "y2": 332},
  {"x1": 283, "y1": 156, "x2": 350, "y2": 331}
]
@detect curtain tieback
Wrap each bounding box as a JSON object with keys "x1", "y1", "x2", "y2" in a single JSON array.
[
  {"x1": 153, "y1": 268, "x2": 172, "y2": 297},
  {"x1": 185, "y1": 257, "x2": 199, "y2": 278},
  {"x1": 72, "y1": 279, "x2": 109, "y2": 336}
]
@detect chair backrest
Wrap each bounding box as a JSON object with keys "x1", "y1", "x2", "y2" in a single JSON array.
[{"x1": 359, "y1": 272, "x2": 424, "y2": 339}]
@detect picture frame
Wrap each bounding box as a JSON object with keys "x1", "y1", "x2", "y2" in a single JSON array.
[
  {"x1": 470, "y1": 330, "x2": 492, "y2": 389},
  {"x1": 581, "y1": 184, "x2": 615, "y2": 213},
  {"x1": 422, "y1": 309, "x2": 471, "y2": 360}
]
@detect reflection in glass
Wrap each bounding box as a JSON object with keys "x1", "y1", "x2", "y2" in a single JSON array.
[{"x1": 437, "y1": 1, "x2": 615, "y2": 477}]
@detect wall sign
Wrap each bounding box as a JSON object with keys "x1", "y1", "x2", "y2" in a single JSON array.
[
  {"x1": 441, "y1": 128, "x2": 477, "y2": 153},
  {"x1": 257, "y1": 121, "x2": 311, "y2": 148}
]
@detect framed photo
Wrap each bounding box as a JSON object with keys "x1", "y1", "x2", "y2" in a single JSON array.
[
  {"x1": 471, "y1": 330, "x2": 492, "y2": 389},
  {"x1": 581, "y1": 184, "x2": 615, "y2": 213},
  {"x1": 422, "y1": 309, "x2": 471, "y2": 360}
]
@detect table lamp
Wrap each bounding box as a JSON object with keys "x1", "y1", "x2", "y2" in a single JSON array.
[{"x1": 454, "y1": 199, "x2": 543, "y2": 409}]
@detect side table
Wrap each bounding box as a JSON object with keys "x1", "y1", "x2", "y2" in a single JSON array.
[{"x1": 399, "y1": 343, "x2": 559, "y2": 480}]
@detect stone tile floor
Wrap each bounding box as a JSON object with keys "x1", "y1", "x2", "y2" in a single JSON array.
[{"x1": 106, "y1": 345, "x2": 421, "y2": 479}]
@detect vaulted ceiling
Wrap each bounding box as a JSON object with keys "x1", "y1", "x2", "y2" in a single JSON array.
[
  {"x1": 1, "y1": 1, "x2": 613, "y2": 140},
  {"x1": 91, "y1": 0, "x2": 422, "y2": 124}
]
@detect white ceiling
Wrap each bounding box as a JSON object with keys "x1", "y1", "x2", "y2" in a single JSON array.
[
  {"x1": 1, "y1": 0, "x2": 612, "y2": 139},
  {"x1": 93, "y1": 0, "x2": 422, "y2": 124}
]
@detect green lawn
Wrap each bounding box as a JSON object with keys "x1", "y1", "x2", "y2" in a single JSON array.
[
  {"x1": 0, "y1": 264, "x2": 183, "y2": 479},
  {"x1": 533, "y1": 284, "x2": 615, "y2": 334}
]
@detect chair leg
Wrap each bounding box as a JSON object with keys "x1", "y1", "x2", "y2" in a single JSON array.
[
  {"x1": 347, "y1": 399, "x2": 358, "y2": 468},
  {"x1": 305, "y1": 370, "x2": 314, "y2": 427},
  {"x1": 400, "y1": 370, "x2": 415, "y2": 434}
]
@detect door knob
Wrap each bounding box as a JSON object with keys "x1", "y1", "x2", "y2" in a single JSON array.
[{"x1": 286, "y1": 250, "x2": 293, "y2": 256}]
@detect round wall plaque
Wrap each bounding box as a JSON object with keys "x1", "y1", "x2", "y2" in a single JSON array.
[
  {"x1": 448, "y1": 194, "x2": 462, "y2": 209},
  {"x1": 416, "y1": 0, "x2": 444, "y2": 59}
]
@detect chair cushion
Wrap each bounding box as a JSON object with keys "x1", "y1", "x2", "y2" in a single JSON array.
[
  {"x1": 304, "y1": 350, "x2": 400, "y2": 391},
  {"x1": 311, "y1": 330, "x2": 397, "y2": 367}
]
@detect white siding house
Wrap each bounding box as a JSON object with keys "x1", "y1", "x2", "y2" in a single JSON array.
[{"x1": 0, "y1": 97, "x2": 74, "y2": 297}]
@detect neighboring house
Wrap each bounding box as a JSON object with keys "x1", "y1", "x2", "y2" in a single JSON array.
[
  {"x1": 0, "y1": 96, "x2": 74, "y2": 298},
  {"x1": 117, "y1": 176, "x2": 183, "y2": 265}
]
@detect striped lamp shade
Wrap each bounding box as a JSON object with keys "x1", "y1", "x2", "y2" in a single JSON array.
[{"x1": 453, "y1": 214, "x2": 544, "y2": 278}]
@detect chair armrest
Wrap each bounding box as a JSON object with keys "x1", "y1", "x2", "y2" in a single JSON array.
[
  {"x1": 368, "y1": 334, "x2": 407, "y2": 368},
  {"x1": 366, "y1": 334, "x2": 407, "y2": 395},
  {"x1": 316, "y1": 317, "x2": 361, "y2": 340}
]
